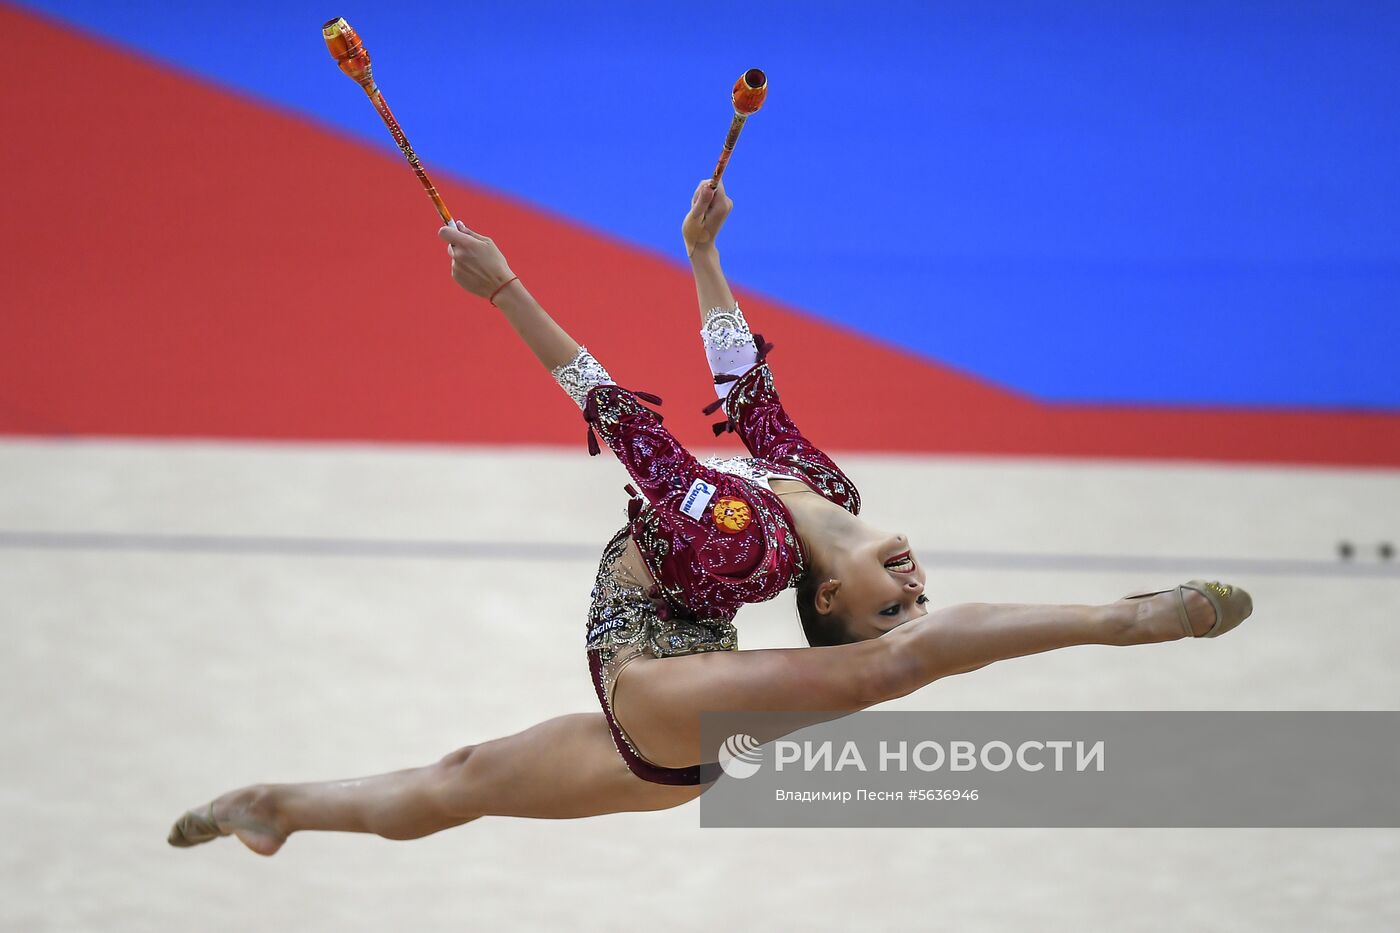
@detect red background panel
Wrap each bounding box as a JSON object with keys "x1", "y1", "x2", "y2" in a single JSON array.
[{"x1": 2, "y1": 5, "x2": 1398, "y2": 465}]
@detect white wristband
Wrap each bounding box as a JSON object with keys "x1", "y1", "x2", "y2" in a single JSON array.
[
  {"x1": 701, "y1": 305, "x2": 757, "y2": 399},
  {"x1": 551, "y1": 346, "x2": 615, "y2": 410}
]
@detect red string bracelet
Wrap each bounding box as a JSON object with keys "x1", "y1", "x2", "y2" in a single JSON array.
[{"x1": 489, "y1": 275, "x2": 520, "y2": 306}]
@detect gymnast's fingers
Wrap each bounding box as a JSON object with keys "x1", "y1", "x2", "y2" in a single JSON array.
[
  {"x1": 690, "y1": 182, "x2": 716, "y2": 215},
  {"x1": 438, "y1": 222, "x2": 486, "y2": 247},
  {"x1": 455, "y1": 219, "x2": 492, "y2": 241}
]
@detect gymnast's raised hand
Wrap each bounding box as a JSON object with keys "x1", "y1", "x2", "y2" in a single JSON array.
[
  {"x1": 683, "y1": 178, "x2": 734, "y2": 254},
  {"x1": 438, "y1": 220, "x2": 518, "y2": 301}
]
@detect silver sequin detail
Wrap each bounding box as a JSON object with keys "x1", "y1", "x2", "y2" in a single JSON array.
[
  {"x1": 551, "y1": 346, "x2": 614, "y2": 409},
  {"x1": 586, "y1": 532, "x2": 655, "y2": 657},
  {"x1": 701, "y1": 304, "x2": 755, "y2": 352},
  {"x1": 587, "y1": 530, "x2": 739, "y2": 685},
  {"x1": 704, "y1": 455, "x2": 798, "y2": 490}
]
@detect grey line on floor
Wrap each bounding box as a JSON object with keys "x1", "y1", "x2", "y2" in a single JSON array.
[{"x1": 2, "y1": 529, "x2": 1396, "y2": 578}]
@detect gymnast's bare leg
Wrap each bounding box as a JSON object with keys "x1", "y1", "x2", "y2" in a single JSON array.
[
  {"x1": 611, "y1": 587, "x2": 1231, "y2": 768},
  {"x1": 170, "y1": 587, "x2": 1230, "y2": 854},
  {"x1": 173, "y1": 713, "x2": 701, "y2": 855}
]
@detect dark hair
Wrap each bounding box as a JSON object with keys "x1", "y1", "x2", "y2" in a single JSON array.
[{"x1": 795, "y1": 572, "x2": 853, "y2": 647}]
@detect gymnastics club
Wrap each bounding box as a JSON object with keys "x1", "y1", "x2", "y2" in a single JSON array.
[
  {"x1": 322, "y1": 17, "x2": 453, "y2": 225},
  {"x1": 709, "y1": 69, "x2": 768, "y2": 188},
  {"x1": 700, "y1": 69, "x2": 766, "y2": 227}
]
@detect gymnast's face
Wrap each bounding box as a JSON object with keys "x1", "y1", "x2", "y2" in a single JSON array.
[{"x1": 815, "y1": 530, "x2": 929, "y2": 641}]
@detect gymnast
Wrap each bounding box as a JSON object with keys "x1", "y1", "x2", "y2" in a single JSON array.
[{"x1": 169, "y1": 179, "x2": 1253, "y2": 854}]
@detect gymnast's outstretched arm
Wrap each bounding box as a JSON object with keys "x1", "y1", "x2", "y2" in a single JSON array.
[
  {"x1": 439, "y1": 218, "x2": 725, "y2": 511},
  {"x1": 439, "y1": 183, "x2": 739, "y2": 381},
  {"x1": 682, "y1": 179, "x2": 758, "y2": 391},
  {"x1": 438, "y1": 220, "x2": 580, "y2": 371},
  {"x1": 683, "y1": 179, "x2": 738, "y2": 322},
  {"x1": 679, "y1": 180, "x2": 863, "y2": 510}
]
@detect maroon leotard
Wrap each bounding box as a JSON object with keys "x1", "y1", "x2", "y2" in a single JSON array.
[{"x1": 571, "y1": 346, "x2": 861, "y2": 785}]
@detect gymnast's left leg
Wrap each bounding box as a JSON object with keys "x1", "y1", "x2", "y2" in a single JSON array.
[
  {"x1": 611, "y1": 585, "x2": 1255, "y2": 770},
  {"x1": 168, "y1": 713, "x2": 701, "y2": 855}
]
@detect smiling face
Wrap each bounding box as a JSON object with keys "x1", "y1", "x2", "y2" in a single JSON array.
[{"x1": 812, "y1": 530, "x2": 929, "y2": 642}]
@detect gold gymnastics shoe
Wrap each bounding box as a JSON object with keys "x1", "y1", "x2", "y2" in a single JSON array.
[
  {"x1": 1125, "y1": 580, "x2": 1254, "y2": 638},
  {"x1": 167, "y1": 802, "x2": 224, "y2": 847}
]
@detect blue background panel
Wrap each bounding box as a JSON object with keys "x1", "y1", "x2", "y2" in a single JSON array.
[{"x1": 16, "y1": 0, "x2": 1400, "y2": 408}]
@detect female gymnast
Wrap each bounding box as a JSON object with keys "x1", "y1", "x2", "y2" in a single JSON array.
[{"x1": 169, "y1": 179, "x2": 1253, "y2": 855}]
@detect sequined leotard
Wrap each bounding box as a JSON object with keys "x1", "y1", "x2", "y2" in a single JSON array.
[{"x1": 553, "y1": 306, "x2": 861, "y2": 785}]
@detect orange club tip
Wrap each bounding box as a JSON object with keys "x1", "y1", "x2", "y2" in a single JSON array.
[
  {"x1": 321, "y1": 16, "x2": 352, "y2": 52},
  {"x1": 322, "y1": 16, "x2": 373, "y2": 85},
  {"x1": 732, "y1": 68, "x2": 767, "y2": 115}
]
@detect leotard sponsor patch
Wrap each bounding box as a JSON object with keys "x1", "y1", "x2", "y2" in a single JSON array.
[
  {"x1": 680, "y1": 478, "x2": 718, "y2": 520},
  {"x1": 586, "y1": 616, "x2": 628, "y2": 646}
]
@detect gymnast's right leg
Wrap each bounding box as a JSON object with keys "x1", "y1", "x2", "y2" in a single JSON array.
[{"x1": 168, "y1": 713, "x2": 701, "y2": 855}]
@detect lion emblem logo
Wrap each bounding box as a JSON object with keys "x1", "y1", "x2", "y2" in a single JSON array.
[{"x1": 712, "y1": 496, "x2": 752, "y2": 534}]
